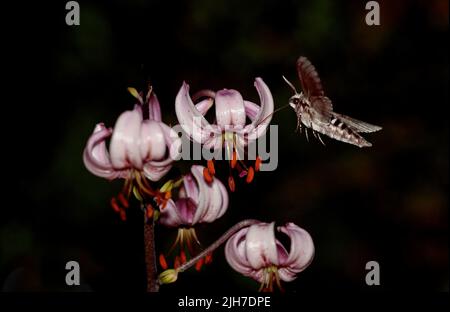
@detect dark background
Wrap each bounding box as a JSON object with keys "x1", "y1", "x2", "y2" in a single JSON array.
[{"x1": 1, "y1": 0, "x2": 448, "y2": 293}]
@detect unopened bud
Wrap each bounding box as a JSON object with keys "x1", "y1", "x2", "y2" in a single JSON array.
[{"x1": 158, "y1": 269, "x2": 178, "y2": 284}]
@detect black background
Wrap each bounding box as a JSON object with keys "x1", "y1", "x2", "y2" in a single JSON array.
[{"x1": 1, "y1": 0, "x2": 448, "y2": 296}]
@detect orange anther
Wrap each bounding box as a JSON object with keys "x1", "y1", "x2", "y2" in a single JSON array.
[
  {"x1": 195, "y1": 257, "x2": 205, "y2": 271},
  {"x1": 246, "y1": 167, "x2": 255, "y2": 184},
  {"x1": 117, "y1": 193, "x2": 129, "y2": 209},
  {"x1": 180, "y1": 251, "x2": 187, "y2": 264},
  {"x1": 110, "y1": 197, "x2": 120, "y2": 212},
  {"x1": 231, "y1": 151, "x2": 238, "y2": 169},
  {"x1": 203, "y1": 167, "x2": 213, "y2": 183},
  {"x1": 159, "y1": 254, "x2": 168, "y2": 270},
  {"x1": 255, "y1": 156, "x2": 262, "y2": 172},
  {"x1": 228, "y1": 176, "x2": 236, "y2": 192},
  {"x1": 164, "y1": 191, "x2": 172, "y2": 200},
  {"x1": 207, "y1": 160, "x2": 215, "y2": 175},
  {"x1": 146, "y1": 205, "x2": 154, "y2": 219}
]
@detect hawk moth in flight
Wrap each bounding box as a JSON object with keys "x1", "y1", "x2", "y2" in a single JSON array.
[{"x1": 284, "y1": 56, "x2": 382, "y2": 147}]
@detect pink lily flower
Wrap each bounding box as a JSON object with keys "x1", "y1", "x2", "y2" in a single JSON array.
[
  {"x1": 175, "y1": 78, "x2": 274, "y2": 190},
  {"x1": 157, "y1": 165, "x2": 228, "y2": 269},
  {"x1": 159, "y1": 165, "x2": 228, "y2": 227},
  {"x1": 83, "y1": 88, "x2": 181, "y2": 219},
  {"x1": 225, "y1": 222, "x2": 314, "y2": 291}
]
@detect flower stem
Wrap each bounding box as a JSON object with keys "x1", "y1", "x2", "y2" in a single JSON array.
[
  {"x1": 177, "y1": 219, "x2": 260, "y2": 273},
  {"x1": 144, "y1": 219, "x2": 159, "y2": 292}
]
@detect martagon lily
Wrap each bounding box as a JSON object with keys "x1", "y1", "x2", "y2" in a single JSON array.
[
  {"x1": 157, "y1": 165, "x2": 228, "y2": 270},
  {"x1": 175, "y1": 78, "x2": 274, "y2": 191},
  {"x1": 83, "y1": 87, "x2": 181, "y2": 219},
  {"x1": 225, "y1": 222, "x2": 314, "y2": 291}
]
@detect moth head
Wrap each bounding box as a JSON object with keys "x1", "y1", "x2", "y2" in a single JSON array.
[
  {"x1": 282, "y1": 75, "x2": 302, "y2": 109},
  {"x1": 288, "y1": 94, "x2": 302, "y2": 109}
]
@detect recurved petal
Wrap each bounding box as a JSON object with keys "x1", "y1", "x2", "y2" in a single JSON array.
[
  {"x1": 245, "y1": 222, "x2": 279, "y2": 269},
  {"x1": 214, "y1": 177, "x2": 229, "y2": 219},
  {"x1": 215, "y1": 89, "x2": 246, "y2": 128},
  {"x1": 225, "y1": 226, "x2": 254, "y2": 275},
  {"x1": 195, "y1": 98, "x2": 214, "y2": 115},
  {"x1": 83, "y1": 123, "x2": 124, "y2": 180},
  {"x1": 142, "y1": 161, "x2": 173, "y2": 182},
  {"x1": 158, "y1": 199, "x2": 183, "y2": 227},
  {"x1": 277, "y1": 268, "x2": 299, "y2": 282},
  {"x1": 242, "y1": 78, "x2": 274, "y2": 139},
  {"x1": 244, "y1": 101, "x2": 260, "y2": 122},
  {"x1": 253, "y1": 78, "x2": 274, "y2": 126},
  {"x1": 182, "y1": 173, "x2": 199, "y2": 204},
  {"x1": 196, "y1": 170, "x2": 229, "y2": 223},
  {"x1": 189, "y1": 165, "x2": 211, "y2": 225},
  {"x1": 109, "y1": 107, "x2": 144, "y2": 169},
  {"x1": 148, "y1": 92, "x2": 162, "y2": 122},
  {"x1": 278, "y1": 223, "x2": 314, "y2": 273},
  {"x1": 142, "y1": 122, "x2": 181, "y2": 182},
  {"x1": 161, "y1": 122, "x2": 182, "y2": 162},
  {"x1": 175, "y1": 82, "x2": 212, "y2": 144},
  {"x1": 175, "y1": 198, "x2": 197, "y2": 225}
]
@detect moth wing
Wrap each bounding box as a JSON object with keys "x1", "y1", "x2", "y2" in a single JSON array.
[
  {"x1": 332, "y1": 112, "x2": 382, "y2": 133},
  {"x1": 310, "y1": 96, "x2": 334, "y2": 122},
  {"x1": 296, "y1": 56, "x2": 325, "y2": 96}
]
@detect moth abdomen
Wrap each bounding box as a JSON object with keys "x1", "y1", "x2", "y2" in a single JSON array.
[{"x1": 312, "y1": 119, "x2": 372, "y2": 148}]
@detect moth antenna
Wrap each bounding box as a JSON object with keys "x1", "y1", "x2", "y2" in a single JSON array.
[{"x1": 282, "y1": 75, "x2": 298, "y2": 94}]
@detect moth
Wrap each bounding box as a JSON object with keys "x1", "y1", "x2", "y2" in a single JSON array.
[{"x1": 284, "y1": 56, "x2": 382, "y2": 147}]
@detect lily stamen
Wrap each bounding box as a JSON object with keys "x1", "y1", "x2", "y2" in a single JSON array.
[
  {"x1": 207, "y1": 159, "x2": 215, "y2": 175},
  {"x1": 159, "y1": 254, "x2": 168, "y2": 270}
]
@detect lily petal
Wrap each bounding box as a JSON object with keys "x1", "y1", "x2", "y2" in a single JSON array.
[
  {"x1": 195, "y1": 98, "x2": 214, "y2": 115},
  {"x1": 196, "y1": 169, "x2": 228, "y2": 223},
  {"x1": 202, "y1": 125, "x2": 223, "y2": 151},
  {"x1": 242, "y1": 78, "x2": 274, "y2": 140},
  {"x1": 140, "y1": 120, "x2": 165, "y2": 161},
  {"x1": 143, "y1": 162, "x2": 173, "y2": 182},
  {"x1": 244, "y1": 101, "x2": 260, "y2": 122},
  {"x1": 83, "y1": 123, "x2": 126, "y2": 180},
  {"x1": 215, "y1": 89, "x2": 246, "y2": 128},
  {"x1": 245, "y1": 222, "x2": 279, "y2": 269},
  {"x1": 177, "y1": 198, "x2": 197, "y2": 224},
  {"x1": 110, "y1": 107, "x2": 144, "y2": 169},
  {"x1": 225, "y1": 226, "x2": 254, "y2": 275},
  {"x1": 182, "y1": 173, "x2": 199, "y2": 204},
  {"x1": 190, "y1": 165, "x2": 211, "y2": 225},
  {"x1": 159, "y1": 199, "x2": 183, "y2": 227},
  {"x1": 142, "y1": 123, "x2": 181, "y2": 181},
  {"x1": 175, "y1": 82, "x2": 213, "y2": 144},
  {"x1": 278, "y1": 223, "x2": 314, "y2": 271},
  {"x1": 148, "y1": 92, "x2": 162, "y2": 122},
  {"x1": 252, "y1": 78, "x2": 274, "y2": 128}
]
